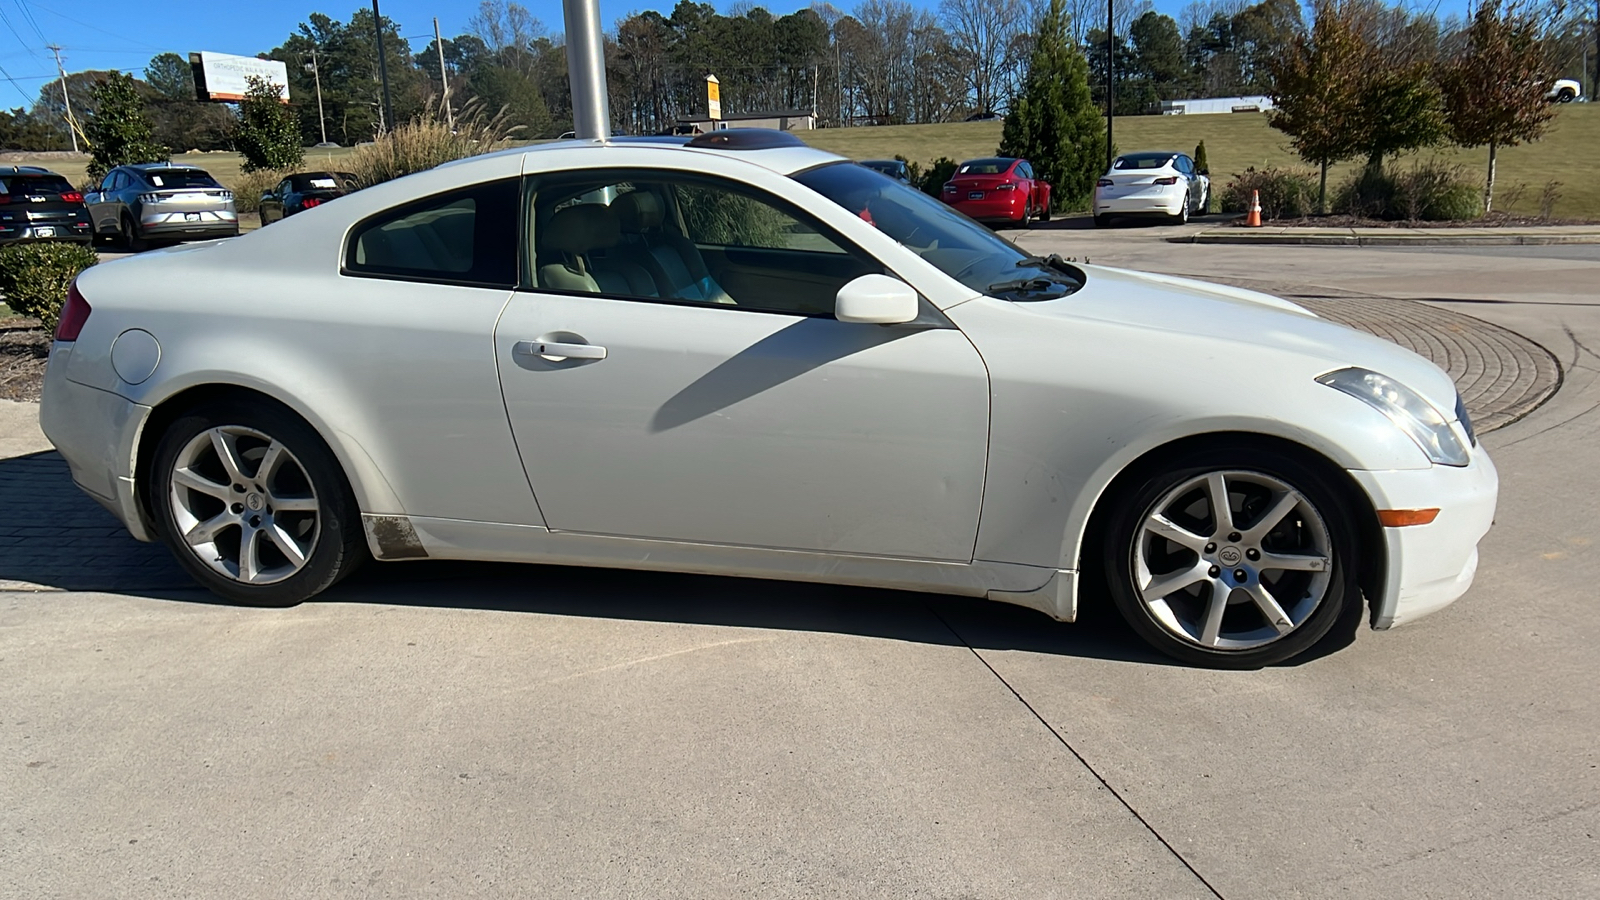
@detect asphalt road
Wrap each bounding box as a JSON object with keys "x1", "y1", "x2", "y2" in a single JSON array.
[{"x1": 3, "y1": 229, "x2": 1597, "y2": 898}]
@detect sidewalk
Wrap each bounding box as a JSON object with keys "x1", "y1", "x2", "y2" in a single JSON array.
[{"x1": 1173, "y1": 224, "x2": 1600, "y2": 246}]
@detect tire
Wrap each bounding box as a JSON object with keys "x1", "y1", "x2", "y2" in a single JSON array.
[
  {"x1": 150, "y1": 398, "x2": 365, "y2": 607},
  {"x1": 1197, "y1": 188, "x2": 1210, "y2": 217},
  {"x1": 121, "y1": 214, "x2": 148, "y2": 253},
  {"x1": 1020, "y1": 201, "x2": 1034, "y2": 228},
  {"x1": 1100, "y1": 447, "x2": 1362, "y2": 668},
  {"x1": 1558, "y1": 89, "x2": 1576, "y2": 103},
  {"x1": 1094, "y1": 214, "x2": 1111, "y2": 227},
  {"x1": 1171, "y1": 200, "x2": 1190, "y2": 226},
  {"x1": 1040, "y1": 201, "x2": 1051, "y2": 222}
]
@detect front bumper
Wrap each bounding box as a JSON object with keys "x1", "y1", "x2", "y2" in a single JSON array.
[
  {"x1": 1351, "y1": 448, "x2": 1499, "y2": 629},
  {"x1": 38, "y1": 343, "x2": 156, "y2": 542}
]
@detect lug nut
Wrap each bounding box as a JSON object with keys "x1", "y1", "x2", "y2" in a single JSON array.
[
  {"x1": 249, "y1": 515, "x2": 262, "y2": 528},
  {"x1": 231, "y1": 502, "x2": 244, "y2": 514},
  {"x1": 232, "y1": 484, "x2": 245, "y2": 493},
  {"x1": 1246, "y1": 548, "x2": 1260, "y2": 560},
  {"x1": 1228, "y1": 532, "x2": 1241, "y2": 542},
  {"x1": 1208, "y1": 565, "x2": 1220, "y2": 577},
  {"x1": 1204, "y1": 542, "x2": 1216, "y2": 553},
  {"x1": 1234, "y1": 569, "x2": 1247, "y2": 581}
]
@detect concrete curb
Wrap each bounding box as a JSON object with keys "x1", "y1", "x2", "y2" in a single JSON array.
[{"x1": 1173, "y1": 228, "x2": 1600, "y2": 246}]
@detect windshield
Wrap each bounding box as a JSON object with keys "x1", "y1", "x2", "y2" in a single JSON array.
[
  {"x1": 793, "y1": 162, "x2": 1081, "y2": 301},
  {"x1": 1113, "y1": 153, "x2": 1176, "y2": 170},
  {"x1": 140, "y1": 169, "x2": 221, "y2": 189}
]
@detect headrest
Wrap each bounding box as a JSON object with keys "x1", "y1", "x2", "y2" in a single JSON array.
[
  {"x1": 614, "y1": 191, "x2": 664, "y2": 233},
  {"x1": 545, "y1": 203, "x2": 620, "y2": 254}
]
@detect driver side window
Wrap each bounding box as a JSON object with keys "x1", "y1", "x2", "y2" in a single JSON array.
[{"x1": 527, "y1": 171, "x2": 879, "y2": 317}]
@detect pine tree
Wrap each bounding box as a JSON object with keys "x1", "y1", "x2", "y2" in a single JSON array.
[
  {"x1": 84, "y1": 72, "x2": 167, "y2": 183},
  {"x1": 998, "y1": 0, "x2": 1106, "y2": 209},
  {"x1": 1193, "y1": 140, "x2": 1209, "y2": 175},
  {"x1": 234, "y1": 76, "x2": 304, "y2": 173}
]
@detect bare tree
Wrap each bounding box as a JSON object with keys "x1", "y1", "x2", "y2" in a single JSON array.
[{"x1": 941, "y1": 0, "x2": 1029, "y2": 113}]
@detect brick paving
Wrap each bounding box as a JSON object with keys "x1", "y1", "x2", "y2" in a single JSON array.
[{"x1": 0, "y1": 295, "x2": 1563, "y2": 595}]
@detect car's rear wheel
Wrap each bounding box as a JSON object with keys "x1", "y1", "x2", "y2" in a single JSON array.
[
  {"x1": 1101, "y1": 448, "x2": 1362, "y2": 668},
  {"x1": 1040, "y1": 201, "x2": 1051, "y2": 222},
  {"x1": 1020, "y1": 201, "x2": 1034, "y2": 228},
  {"x1": 120, "y1": 214, "x2": 148, "y2": 252},
  {"x1": 150, "y1": 399, "x2": 364, "y2": 607},
  {"x1": 1171, "y1": 199, "x2": 1190, "y2": 226}
]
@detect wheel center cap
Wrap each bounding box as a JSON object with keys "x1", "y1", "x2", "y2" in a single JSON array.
[
  {"x1": 245, "y1": 492, "x2": 265, "y2": 511},
  {"x1": 1217, "y1": 546, "x2": 1243, "y2": 566}
]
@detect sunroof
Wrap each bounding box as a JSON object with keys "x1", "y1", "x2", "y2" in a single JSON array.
[{"x1": 685, "y1": 129, "x2": 807, "y2": 150}]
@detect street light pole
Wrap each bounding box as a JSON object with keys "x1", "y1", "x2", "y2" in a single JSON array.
[
  {"x1": 372, "y1": 0, "x2": 395, "y2": 133},
  {"x1": 1106, "y1": 0, "x2": 1114, "y2": 172},
  {"x1": 563, "y1": 0, "x2": 611, "y2": 139}
]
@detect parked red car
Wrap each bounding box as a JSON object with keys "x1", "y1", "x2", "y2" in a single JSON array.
[{"x1": 941, "y1": 157, "x2": 1051, "y2": 226}]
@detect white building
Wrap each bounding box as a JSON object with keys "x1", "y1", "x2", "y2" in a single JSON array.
[{"x1": 1159, "y1": 96, "x2": 1275, "y2": 115}]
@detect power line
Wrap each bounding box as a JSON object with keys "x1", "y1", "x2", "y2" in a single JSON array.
[{"x1": 13, "y1": 1, "x2": 47, "y2": 44}]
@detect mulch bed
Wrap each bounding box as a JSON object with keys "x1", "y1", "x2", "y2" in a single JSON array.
[
  {"x1": 1237, "y1": 211, "x2": 1600, "y2": 228},
  {"x1": 0, "y1": 316, "x2": 49, "y2": 402}
]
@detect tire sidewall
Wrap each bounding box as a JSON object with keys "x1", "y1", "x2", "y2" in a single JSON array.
[
  {"x1": 150, "y1": 400, "x2": 359, "y2": 607},
  {"x1": 1100, "y1": 447, "x2": 1362, "y2": 668}
]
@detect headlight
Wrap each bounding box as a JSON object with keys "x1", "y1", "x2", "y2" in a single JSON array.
[{"x1": 1317, "y1": 368, "x2": 1470, "y2": 466}]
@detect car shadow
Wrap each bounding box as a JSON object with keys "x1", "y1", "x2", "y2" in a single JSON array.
[{"x1": 0, "y1": 449, "x2": 1351, "y2": 669}]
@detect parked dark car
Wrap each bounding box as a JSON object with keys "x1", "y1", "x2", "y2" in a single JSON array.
[
  {"x1": 859, "y1": 159, "x2": 912, "y2": 184},
  {"x1": 258, "y1": 171, "x2": 358, "y2": 225},
  {"x1": 84, "y1": 163, "x2": 237, "y2": 250},
  {"x1": 964, "y1": 111, "x2": 1003, "y2": 121},
  {"x1": 0, "y1": 166, "x2": 92, "y2": 245}
]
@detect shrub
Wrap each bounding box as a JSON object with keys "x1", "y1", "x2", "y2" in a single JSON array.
[
  {"x1": 234, "y1": 76, "x2": 303, "y2": 173},
  {"x1": 919, "y1": 156, "x2": 958, "y2": 197},
  {"x1": 0, "y1": 242, "x2": 98, "y2": 330},
  {"x1": 1334, "y1": 160, "x2": 1482, "y2": 221},
  {"x1": 1220, "y1": 167, "x2": 1319, "y2": 219},
  {"x1": 226, "y1": 168, "x2": 289, "y2": 214},
  {"x1": 348, "y1": 99, "x2": 520, "y2": 188},
  {"x1": 1193, "y1": 140, "x2": 1209, "y2": 175},
  {"x1": 84, "y1": 72, "x2": 167, "y2": 183}
]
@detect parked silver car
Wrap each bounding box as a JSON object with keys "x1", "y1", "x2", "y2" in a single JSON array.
[{"x1": 84, "y1": 163, "x2": 238, "y2": 250}]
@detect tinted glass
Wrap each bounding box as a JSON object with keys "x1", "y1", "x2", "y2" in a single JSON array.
[
  {"x1": 1113, "y1": 153, "x2": 1177, "y2": 170},
  {"x1": 289, "y1": 172, "x2": 352, "y2": 192},
  {"x1": 139, "y1": 169, "x2": 221, "y2": 189},
  {"x1": 346, "y1": 178, "x2": 519, "y2": 287},
  {"x1": 527, "y1": 170, "x2": 876, "y2": 316},
  {"x1": 794, "y1": 161, "x2": 1081, "y2": 300},
  {"x1": 957, "y1": 158, "x2": 1013, "y2": 175},
  {"x1": 0, "y1": 175, "x2": 75, "y2": 195}
]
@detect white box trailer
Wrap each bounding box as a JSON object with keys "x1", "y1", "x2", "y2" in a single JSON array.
[{"x1": 1160, "y1": 95, "x2": 1275, "y2": 115}]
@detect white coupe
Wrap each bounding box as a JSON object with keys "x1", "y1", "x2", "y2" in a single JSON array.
[{"x1": 40, "y1": 130, "x2": 1497, "y2": 668}]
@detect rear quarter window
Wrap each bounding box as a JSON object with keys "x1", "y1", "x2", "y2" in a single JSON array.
[{"x1": 345, "y1": 178, "x2": 519, "y2": 288}]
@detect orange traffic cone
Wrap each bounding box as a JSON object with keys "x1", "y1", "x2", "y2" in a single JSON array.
[{"x1": 1245, "y1": 190, "x2": 1262, "y2": 227}]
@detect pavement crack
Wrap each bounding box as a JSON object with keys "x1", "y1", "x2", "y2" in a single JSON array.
[{"x1": 928, "y1": 606, "x2": 1227, "y2": 900}]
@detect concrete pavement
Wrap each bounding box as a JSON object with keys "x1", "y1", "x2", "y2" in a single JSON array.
[{"x1": 4, "y1": 233, "x2": 1599, "y2": 898}]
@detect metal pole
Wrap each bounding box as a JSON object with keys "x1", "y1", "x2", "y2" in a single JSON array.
[
  {"x1": 1105, "y1": 0, "x2": 1114, "y2": 171},
  {"x1": 310, "y1": 47, "x2": 328, "y2": 145},
  {"x1": 434, "y1": 17, "x2": 454, "y2": 130},
  {"x1": 564, "y1": 0, "x2": 611, "y2": 139},
  {"x1": 373, "y1": 0, "x2": 395, "y2": 133},
  {"x1": 47, "y1": 44, "x2": 78, "y2": 153}
]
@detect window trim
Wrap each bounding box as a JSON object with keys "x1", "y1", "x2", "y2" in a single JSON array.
[
  {"x1": 341, "y1": 177, "x2": 520, "y2": 289},
  {"x1": 518, "y1": 167, "x2": 902, "y2": 319}
]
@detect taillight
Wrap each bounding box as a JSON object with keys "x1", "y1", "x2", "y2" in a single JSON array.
[
  {"x1": 943, "y1": 183, "x2": 957, "y2": 192},
  {"x1": 61, "y1": 191, "x2": 83, "y2": 203},
  {"x1": 1096, "y1": 178, "x2": 1114, "y2": 187},
  {"x1": 302, "y1": 197, "x2": 323, "y2": 208},
  {"x1": 55, "y1": 282, "x2": 91, "y2": 342},
  {"x1": 995, "y1": 182, "x2": 1017, "y2": 191},
  {"x1": 0, "y1": 194, "x2": 10, "y2": 205},
  {"x1": 1153, "y1": 176, "x2": 1179, "y2": 185}
]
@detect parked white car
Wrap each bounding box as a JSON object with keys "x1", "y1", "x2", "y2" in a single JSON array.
[
  {"x1": 39, "y1": 130, "x2": 1497, "y2": 668},
  {"x1": 1547, "y1": 78, "x2": 1581, "y2": 102},
  {"x1": 1094, "y1": 151, "x2": 1210, "y2": 226}
]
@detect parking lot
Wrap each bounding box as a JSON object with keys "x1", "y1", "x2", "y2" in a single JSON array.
[{"x1": 4, "y1": 227, "x2": 1598, "y2": 898}]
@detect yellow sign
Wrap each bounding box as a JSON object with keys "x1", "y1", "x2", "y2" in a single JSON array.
[{"x1": 706, "y1": 74, "x2": 721, "y2": 120}]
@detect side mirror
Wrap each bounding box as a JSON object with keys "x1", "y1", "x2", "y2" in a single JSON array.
[
  {"x1": 835, "y1": 274, "x2": 918, "y2": 325},
  {"x1": 1198, "y1": 168, "x2": 1209, "y2": 176}
]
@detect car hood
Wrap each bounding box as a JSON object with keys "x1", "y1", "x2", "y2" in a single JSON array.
[{"x1": 1012, "y1": 264, "x2": 1462, "y2": 414}]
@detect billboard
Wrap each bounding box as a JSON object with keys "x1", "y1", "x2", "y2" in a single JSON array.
[{"x1": 189, "y1": 51, "x2": 290, "y2": 102}]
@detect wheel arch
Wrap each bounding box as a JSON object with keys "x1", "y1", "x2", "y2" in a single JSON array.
[
  {"x1": 132, "y1": 381, "x2": 396, "y2": 532},
  {"x1": 1070, "y1": 431, "x2": 1386, "y2": 620}
]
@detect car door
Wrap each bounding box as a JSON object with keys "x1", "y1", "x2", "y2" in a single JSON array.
[
  {"x1": 1017, "y1": 161, "x2": 1037, "y2": 210},
  {"x1": 494, "y1": 168, "x2": 992, "y2": 562},
  {"x1": 86, "y1": 172, "x2": 121, "y2": 234},
  {"x1": 261, "y1": 180, "x2": 287, "y2": 223}
]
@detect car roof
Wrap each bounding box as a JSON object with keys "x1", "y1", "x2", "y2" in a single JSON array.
[
  {"x1": 0, "y1": 165, "x2": 59, "y2": 176},
  {"x1": 440, "y1": 128, "x2": 845, "y2": 178}
]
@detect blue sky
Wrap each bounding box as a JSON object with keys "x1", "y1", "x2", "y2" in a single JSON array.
[{"x1": 3, "y1": 0, "x2": 1474, "y2": 110}]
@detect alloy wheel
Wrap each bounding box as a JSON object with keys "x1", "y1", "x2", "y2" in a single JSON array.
[
  {"x1": 1131, "y1": 469, "x2": 1332, "y2": 651},
  {"x1": 167, "y1": 425, "x2": 321, "y2": 585}
]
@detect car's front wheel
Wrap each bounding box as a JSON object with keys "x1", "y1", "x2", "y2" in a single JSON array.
[
  {"x1": 151, "y1": 399, "x2": 364, "y2": 606},
  {"x1": 1101, "y1": 448, "x2": 1362, "y2": 668}
]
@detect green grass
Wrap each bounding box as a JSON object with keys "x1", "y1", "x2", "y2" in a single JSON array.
[
  {"x1": 798, "y1": 105, "x2": 1600, "y2": 219},
  {"x1": 4, "y1": 105, "x2": 1596, "y2": 217}
]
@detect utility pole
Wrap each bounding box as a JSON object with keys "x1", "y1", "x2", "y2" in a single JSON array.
[
  {"x1": 434, "y1": 17, "x2": 453, "y2": 130},
  {"x1": 47, "y1": 44, "x2": 78, "y2": 153},
  {"x1": 372, "y1": 0, "x2": 395, "y2": 133},
  {"x1": 1105, "y1": 0, "x2": 1114, "y2": 172},
  {"x1": 306, "y1": 46, "x2": 328, "y2": 145}
]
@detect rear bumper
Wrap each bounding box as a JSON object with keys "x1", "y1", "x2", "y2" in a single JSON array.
[
  {"x1": 1351, "y1": 448, "x2": 1499, "y2": 629},
  {"x1": 1095, "y1": 186, "x2": 1185, "y2": 216},
  {"x1": 947, "y1": 195, "x2": 1024, "y2": 221},
  {"x1": 38, "y1": 344, "x2": 156, "y2": 542},
  {"x1": 140, "y1": 208, "x2": 238, "y2": 237},
  {"x1": 0, "y1": 222, "x2": 93, "y2": 243}
]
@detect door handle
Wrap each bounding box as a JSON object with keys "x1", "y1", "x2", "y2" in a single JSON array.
[{"x1": 515, "y1": 339, "x2": 607, "y2": 362}]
